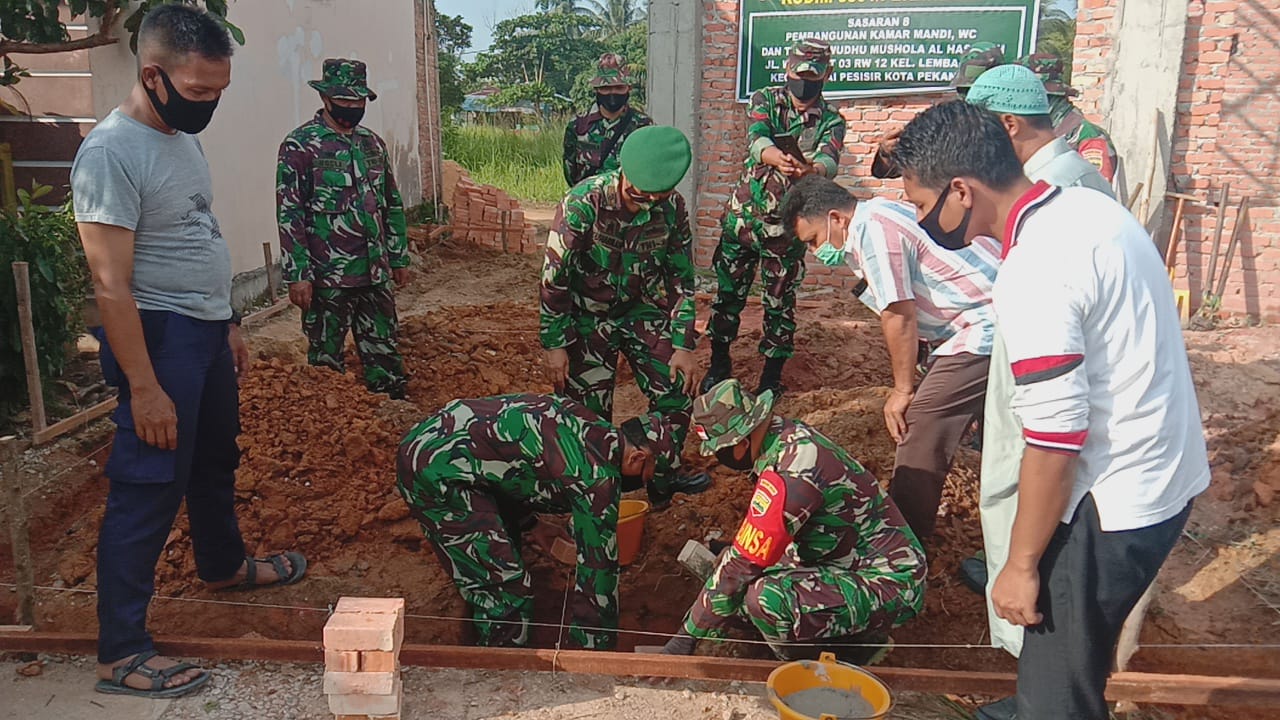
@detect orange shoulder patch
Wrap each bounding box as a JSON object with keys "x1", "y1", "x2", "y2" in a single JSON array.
[{"x1": 733, "y1": 471, "x2": 791, "y2": 567}]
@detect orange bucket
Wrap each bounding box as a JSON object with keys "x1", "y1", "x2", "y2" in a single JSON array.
[
  {"x1": 616, "y1": 499, "x2": 649, "y2": 566},
  {"x1": 767, "y1": 652, "x2": 893, "y2": 720}
]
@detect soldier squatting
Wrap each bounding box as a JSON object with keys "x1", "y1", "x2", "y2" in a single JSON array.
[{"x1": 74, "y1": 8, "x2": 1205, "y2": 720}]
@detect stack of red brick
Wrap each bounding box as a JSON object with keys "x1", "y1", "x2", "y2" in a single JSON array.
[
  {"x1": 323, "y1": 597, "x2": 406, "y2": 720},
  {"x1": 449, "y1": 174, "x2": 541, "y2": 254}
]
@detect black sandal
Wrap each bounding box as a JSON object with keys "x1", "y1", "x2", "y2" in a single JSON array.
[
  {"x1": 213, "y1": 551, "x2": 308, "y2": 592},
  {"x1": 95, "y1": 649, "x2": 211, "y2": 698}
]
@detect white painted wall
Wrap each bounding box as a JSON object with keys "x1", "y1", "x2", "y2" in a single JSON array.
[{"x1": 88, "y1": 0, "x2": 423, "y2": 280}]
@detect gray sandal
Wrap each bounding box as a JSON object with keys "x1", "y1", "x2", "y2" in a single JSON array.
[
  {"x1": 95, "y1": 649, "x2": 211, "y2": 698},
  {"x1": 213, "y1": 551, "x2": 307, "y2": 592}
]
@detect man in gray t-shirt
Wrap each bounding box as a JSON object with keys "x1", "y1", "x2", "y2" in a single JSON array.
[{"x1": 71, "y1": 5, "x2": 305, "y2": 700}]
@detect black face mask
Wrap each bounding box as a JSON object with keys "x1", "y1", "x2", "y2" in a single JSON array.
[
  {"x1": 327, "y1": 101, "x2": 366, "y2": 130},
  {"x1": 620, "y1": 471, "x2": 645, "y2": 492},
  {"x1": 787, "y1": 77, "x2": 823, "y2": 103},
  {"x1": 597, "y1": 93, "x2": 629, "y2": 113},
  {"x1": 715, "y1": 443, "x2": 755, "y2": 472},
  {"x1": 918, "y1": 184, "x2": 973, "y2": 251},
  {"x1": 145, "y1": 67, "x2": 219, "y2": 134}
]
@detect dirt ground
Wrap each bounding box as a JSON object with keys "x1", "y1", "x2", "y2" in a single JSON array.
[{"x1": 2, "y1": 240, "x2": 1278, "y2": 719}]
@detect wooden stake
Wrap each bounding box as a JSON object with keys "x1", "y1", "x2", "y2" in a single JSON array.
[
  {"x1": 0, "y1": 143, "x2": 16, "y2": 213},
  {"x1": 500, "y1": 210, "x2": 510, "y2": 253},
  {"x1": 12, "y1": 262, "x2": 47, "y2": 433},
  {"x1": 1, "y1": 436, "x2": 35, "y2": 626},
  {"x1": 261, "y1": 241, "x2": 278, "y2": 301},
  {"x1": 1204, "y1": 183, "x2": 1231, "y2": 297},
  {"x1": 1125, "y1": 182, "x2": 1145, "y2": 213},
  {"x1": 1138, "y1": 112, "x2": 1161, "y2": 225}
]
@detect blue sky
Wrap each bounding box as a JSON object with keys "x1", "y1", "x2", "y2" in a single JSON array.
[{"x1": 440, "y1": 0, "x2": 1079, "y2": 55}]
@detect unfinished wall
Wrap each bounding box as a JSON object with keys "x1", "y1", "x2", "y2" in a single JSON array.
[
  {"x1": 1075, "y1": 0, "x2": 1279, "y2": 321},
  {"x1": 87, "y1": 0, "x2": 424, "y2": 304}
]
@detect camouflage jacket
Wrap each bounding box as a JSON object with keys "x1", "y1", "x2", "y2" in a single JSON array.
[
  {"x1": 1051, "y1": 100, "x2": 1118, "y2": 184},
  {"x1": 540, "y1": 169, "x2": 697, "y2": 351},
  {"x1": 681, "y1": 418, "x2": 926, "y2": 639},
  {"x1": 276, "y1": 112, "x2": 409, "y2": 288},
  {"x1": 724, "y1": 87, "x2": 846, "y2": 232},
  {"x1": 399, "y1": 393, "x2": 628, "y2": 649},
  {"x1": 563, "y1": 107, "x2": 654, "y2": 187}
]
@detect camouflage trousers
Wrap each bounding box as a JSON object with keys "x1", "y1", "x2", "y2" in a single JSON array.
[
  {"x1": 742, "y1": 557, "x2": 925, "y2": 655},
  {"x1": 563, "y1": 312, "x2": 692, "y2": 454},
  {"x1": 706, "y1": 217, "x2": 807, "y2": 359},
  {"x1": 303, "y1": 285, "x2": 406, "y2": 396},
  {"x1": 395, "y1": 439, "x2": 534, "y2": 647}
]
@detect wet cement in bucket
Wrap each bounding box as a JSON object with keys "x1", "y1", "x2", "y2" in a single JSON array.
[{"x1": 783, "y1": 686, "x2": 875, "y2": 718}]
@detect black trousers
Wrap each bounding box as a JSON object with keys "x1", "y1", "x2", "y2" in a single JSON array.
[
  {"x1": 94, "y1": 313, "x2": 246, "y2": 663},
  {"x1": 1016, "y1": 495, "x2": 1192, "y2": 719}
]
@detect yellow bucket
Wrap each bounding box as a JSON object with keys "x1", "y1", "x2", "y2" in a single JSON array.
[
  {"x1": 616, "y1": 499, "x2": 649, "y2": 566},
  {"x1": 767, "y1": 652, "x2": 893, "y2": 720}
]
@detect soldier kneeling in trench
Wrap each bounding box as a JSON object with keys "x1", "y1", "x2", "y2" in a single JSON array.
[
  {"x1": 660, "y1": 380, "x2": 927, "y2": 661},
  {"x1": 395, "y1": 394, "x2": 681, "y2": 650}
]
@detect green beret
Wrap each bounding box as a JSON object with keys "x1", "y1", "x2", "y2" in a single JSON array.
[{"x1": 619, "y1": 125, "x2": 692, "y2": 193}]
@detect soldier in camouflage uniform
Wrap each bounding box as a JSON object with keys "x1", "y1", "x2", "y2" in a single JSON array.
[
  {"x1": 870, "y1": 42, "x2": 1007, "y2": 179},
  {"x1": 542, "y1": 125, "x2": 707, "y2": 502},
  {"x1": 702, "y1": 39, "x2": 846, "y2": 397},
  {"x1": 277, "y1": 58, "x2": 409, "y2": 398},
  {"x1": 395, "y1": 395, "x2": 680, "y2": 650},
  {"x1": 661, "y1": 380, "x2": 927, "y2": 660},
  {"x1": 563, "y1": 54, "x2": 654, "y2": 187},
  {"x1": 1019, "y1": 53, "x2": 1119, "y2": 183}
]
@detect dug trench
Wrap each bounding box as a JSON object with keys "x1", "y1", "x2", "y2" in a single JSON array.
[{"x1": 2, "y1": 244, "x2": 1278, "y2": 718}]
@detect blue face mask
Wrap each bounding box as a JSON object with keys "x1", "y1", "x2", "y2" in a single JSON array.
[{"x1": 813, "y1": 215, "x2": 845, "y2": 267}]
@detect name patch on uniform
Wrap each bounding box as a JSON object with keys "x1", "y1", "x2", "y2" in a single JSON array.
[
  {"x1": 733, "y1": 470, "x2": 790, "y2": 567},
  {"x1": 314, "y1": 158, "x2": 345, "y2": 170}
]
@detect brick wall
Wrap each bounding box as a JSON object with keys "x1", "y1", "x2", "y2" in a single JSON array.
[{"x1": 699, "y1": 0, "x2": 1279, "y2": 320}]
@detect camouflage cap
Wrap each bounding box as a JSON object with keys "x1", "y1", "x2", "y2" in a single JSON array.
[
  {"x1": 590, "y1": 53, "x2": 634, "y2": 89},
  {"x1": 1017, "y1": 53, "x2": 1078, "y2": 97},
  {"x1": 309, "y1": 58, "x2": 378, "y2": 101},
  {"x1": 949, "y1": 42, "x2": 1006, "y2": 90},
  {"x1": 785, "y1": 38, "x2": 832, "y2": 77},
  {"x1": 691, "y1": 379, "x2": 776, "y2": 455},
  {"x1": 631, "y1": 412, "x2": 681, "y2": 479}
]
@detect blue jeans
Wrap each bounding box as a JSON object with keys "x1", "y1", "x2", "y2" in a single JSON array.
[{"x1": 94, "y1": 311, "x2": 246, "y2": 664}]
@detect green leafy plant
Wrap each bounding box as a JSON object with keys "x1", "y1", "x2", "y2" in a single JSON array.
[{"x1": 0, "y1": 182, "x2": 91, "y2": 421}]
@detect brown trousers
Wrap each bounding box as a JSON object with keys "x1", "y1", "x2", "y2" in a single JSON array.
[{"x1": 889, "y1": 352, "x2": 991, "y2": 539}]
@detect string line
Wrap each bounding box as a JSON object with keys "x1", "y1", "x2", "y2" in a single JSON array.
[{"x1": 3, "y1": 583, "x2": 1278, "y2": 651}]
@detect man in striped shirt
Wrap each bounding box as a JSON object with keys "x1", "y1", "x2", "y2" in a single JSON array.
[{"x1": 781, "y1": 176, "x2": 999, "y2": 541}]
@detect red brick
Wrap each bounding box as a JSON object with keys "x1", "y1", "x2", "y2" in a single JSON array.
[
  {"x1": 324, "y1": 670, "x2": 398, "y2": 695},
  {"x1": 325, "y1": 650, "x2": 361, "y2": 673},
  {"x1": 328, "y1": 680, "x2": 402, "y2": 716},
  {"x1": 323, "y1": 611, "x2": 403, "y2": 652},
  {"x1": 334, "y1": 598, "x2": 406, "y2": 617}
]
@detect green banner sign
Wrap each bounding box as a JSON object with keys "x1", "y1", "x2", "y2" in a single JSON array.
[{"x1": 737, "y1": 0, "x2": 1041, "y2": 101}]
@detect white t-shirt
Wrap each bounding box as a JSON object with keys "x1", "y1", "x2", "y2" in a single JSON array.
[{"x1": 994, "y1": 182, "x2": 1209, "y2": 532}]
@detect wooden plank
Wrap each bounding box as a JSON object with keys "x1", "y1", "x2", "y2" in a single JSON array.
[
  {"x1": 13, "y1": 262, "x2": 48, "y2": 433},
  {"x1": 242, "y1": 299, "x2": 293, "y2": 327},
  {"x1": 0, "y1": 632, "x2": 1277, "y2": 707},
  {"x1": 32, "y1": 397, "x2": 117, "y2": 445}
]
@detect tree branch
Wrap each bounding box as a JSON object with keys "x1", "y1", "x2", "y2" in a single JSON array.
[{"x1": 0, "y1": 3, "x2": 120, "y2": 56}]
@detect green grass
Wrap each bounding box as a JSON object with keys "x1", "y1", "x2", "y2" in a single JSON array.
[{"x1": 443, "y1": 123, "x2": 568, "y2": 203}]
